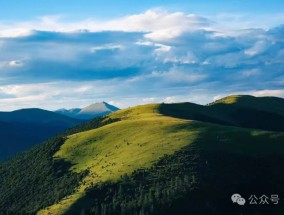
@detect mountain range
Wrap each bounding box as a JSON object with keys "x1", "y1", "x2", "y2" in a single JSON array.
[
  {"x1": 55, "y1": 102, "x2": 120, "y2": 120},
  {"x1": 0, "y1": 95, "x2": 284, "y2": 215},
  {"x1": 0, "y1": 108, "x2": 83, "y2": 160},
  {"x1": 0, "y1": 102, "x2": 119, "y2": 160}
]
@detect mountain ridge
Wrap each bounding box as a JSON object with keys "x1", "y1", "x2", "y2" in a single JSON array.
[
  {"x1": 0, "y1": 108, "x2": 83, "y2": 160},
  {"x1": 159, "y1": 95, "x2": 284, "y2": 131},
  {"x1": 211, "y1": 95, "x2": 284, "y2": 116},
  {"x1": 55, "y1": 101, "x2": 120, "y2": 120}
]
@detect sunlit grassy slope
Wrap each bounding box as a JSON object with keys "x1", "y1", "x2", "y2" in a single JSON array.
[
  {"x1": 38, "y1": 97, "x2": 284, "y2": 214},
  {"x1": 38, "y1": 104, "x2": 200, "y2": 214}
]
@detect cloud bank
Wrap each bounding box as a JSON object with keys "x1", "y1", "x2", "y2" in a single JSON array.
[{"x1": 0, "y1": 9, "x2": 283, "y2": 110}]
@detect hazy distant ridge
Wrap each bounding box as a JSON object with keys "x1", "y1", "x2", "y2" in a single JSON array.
[{"x1": 55, "y1": 102, "x2": 120, "y2": 120}]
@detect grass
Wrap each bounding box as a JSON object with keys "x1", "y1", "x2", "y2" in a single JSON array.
[
  {"x1": 37, "y1": 99, "x2": 284, "y2": 214},
  {"x1": 212, "y1": 95, "x2": 242, "y2": 104},
  {"x1": 38, "y1": 104, "x2": 200, "y2": 214}
]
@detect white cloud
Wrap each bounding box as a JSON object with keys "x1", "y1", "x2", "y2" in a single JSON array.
[
  {"x1": 106, "y1": 9, "x2": 210, "y2": 41},
  {"x1": 0, "y1": 60, "x2": 24, "y2": 69},
  {"x1": 0, "y1": 9, "x2": 283, "y2": 111},
  {"x1": 74, "y1": 86, "x2": 93, "y2": 93},
  {"x1": 244, "y1": 40, "x2": 270, "y2": 56},
  {"x1": 151, "y1": 67, "x2": 207, "y2": 83},
  {"x1": 0, "y1": 9, "x2": 210, "y2": 40},
  {"x1": 164, "y1": 52, "x2": 197, "y2": 64},
  {"x1": 240, "y1": 69, "x2": 260, "y2": 77},
  {"x1": 8, "y1": 60, "x2": 23, "y2": 67},
  {"x1": 207, "y1": 51, "x2": 246, "y2": 68},
  {"x1": 154, "y1": 44, "x2": 172, "y2": 53},
  {"x1": 0, "y1": 28, "x2": 32, "y2": 38},
  {"x1": 0, "y1": 9, "x2": 283, "y2": 42},
  {"x1": 213, "y1": 95, "x2": 222, "y2": 101},
  {"x1": 90, "y1": 44, "x2": 123, "y2": 53},
  {"x1": 250, "y1": 89, "x2": 284, "y2": 97},
  {"x1": 136, "y1": 40, "x2": 171, "y2": 54},
  {"x1": 163, "y1": 96, "x2": 176, "y2": 103},
  {"x1": 107, "y1": 100, "x2": 123, "y2": 108}
]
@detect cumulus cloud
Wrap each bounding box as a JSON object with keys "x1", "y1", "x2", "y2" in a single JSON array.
[
  {"x1": 250, "y1": 89, "x2": 284, "y2": 97},
  {"x1": 0, "y1": 9, "x2": 283, "y2": 110},
  {"x1": 0, "y1": 9, "x2": 210, "y2": 39}
]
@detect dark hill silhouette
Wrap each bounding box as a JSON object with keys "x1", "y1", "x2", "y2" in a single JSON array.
[
  {"x1": 159, "y1": 95, "x2": 284, "y2": 131},
  {"x1": 0, "y1": 108, "x2": 82, "y2": 160}
]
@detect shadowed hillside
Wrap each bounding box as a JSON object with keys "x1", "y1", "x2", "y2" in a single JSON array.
[
  {"x1": 159, "y1": 95, "x2": 284, "y2": 131},
  {"x1": 0, "y1": 108, "x2": 83, "y2": 160}
]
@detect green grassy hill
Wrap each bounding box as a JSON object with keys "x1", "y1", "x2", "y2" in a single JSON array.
[{"x1": 0, "y1": 95, "x2": 284, "y2": 215}]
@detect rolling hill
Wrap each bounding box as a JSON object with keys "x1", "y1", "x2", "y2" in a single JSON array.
[
  {"x1": 0, "y1": 95, "x2": 284, "y2": 215},
  {"x1": 159, "y1": 95, "x2": 284, "y2": 131},
  {"x1": 0, "y1": 108, "x2": 83, "y2": 160},
  {"x1": 55, "y1": 102, "x2": 120, "y2": 120}
]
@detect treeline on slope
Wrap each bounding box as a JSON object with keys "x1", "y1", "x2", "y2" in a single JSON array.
[
  {"x1": 64, "y1": 144, "x2": 200, "y2": 215},
  {"x1": 62, "y1": 116, "x2": 119, "y2": 136},
  {"x1": 65, "y1": 130, "x2": 284, "y2": 215},
  {"x1": 0, "y1": 116, "x2": 119, "y2": 214}
]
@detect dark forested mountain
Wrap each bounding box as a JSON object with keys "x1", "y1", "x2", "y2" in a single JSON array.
[
  {"x1": 0, "y1": 108, "x2": 83, "y2": 160},
  {"x1": 55, "y1": 102, "x2": 119, "y2": 120},
  {"x1": 159, "y1": 95, "x2": 284, "y2": 131},
  {"x1": 1, "y1": 95, "x2": 284, "y2": 215}
]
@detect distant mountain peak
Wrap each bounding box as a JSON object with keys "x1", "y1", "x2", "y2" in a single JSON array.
[
  {"x1": 79, "y1": 102, "x2": 119, "y2": 115},
  {"x1": 55, "y1": 101, "x2": 120, "y2": 120}
]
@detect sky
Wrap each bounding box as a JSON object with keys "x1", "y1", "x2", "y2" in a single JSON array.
[{"x1": 0, "y1": 0, "x2": 283, "y2": 110}]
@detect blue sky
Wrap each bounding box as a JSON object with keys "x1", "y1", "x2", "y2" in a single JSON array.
[
  {"x1": 1, "y1": 0, "x2": 284, "y2": 20},
  {"x1": 0, "y1": 0, "x2": 283, "y2": 110}
]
